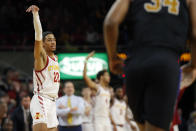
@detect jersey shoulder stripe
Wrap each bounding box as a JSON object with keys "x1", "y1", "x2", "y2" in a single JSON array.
[{"x1": 35, "y1": 56, "x2": 49, "y2": 72}]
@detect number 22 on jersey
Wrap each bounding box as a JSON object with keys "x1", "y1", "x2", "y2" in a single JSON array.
[
  {"x1": 144, "y1": 0, "x2": 180, "y2": 15},
  {"x1": 54, "y1": 72, "x2": 60, "y2": 83}
]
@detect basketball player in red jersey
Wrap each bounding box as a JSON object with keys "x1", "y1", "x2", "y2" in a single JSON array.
[{"x1": 26, "y1": 5, "x2": 60, "y2": 131}]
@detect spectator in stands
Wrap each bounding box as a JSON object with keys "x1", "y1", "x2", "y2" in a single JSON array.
[
  {"x1": 0, "y1": 75, "x2": 8, "y2": 93},
  {"x1": 0, "y1": 93, "x2": 15, "y2": 114},
  {"x1": 0, "y1": 0, "x2": 128, "y2": 52},
  {"x1": 56, "y1": 81, "x2": 85, "y2": 131},
  {"x1": 2, "y1": 118, "x2": 13, "y2": 131},
  {"x1": 0, "y1": 100, "x2": 7, "y2": 131},
  {"x1": 2, "y1": 67, "x2": 15, "y2": 91},
  {"x1": 188, "y1": 112, "x2": 196, "y2": 131},
  {"x1": 11, "y1": 95, "x2": 32, "y2": 131},
  {"x1": 27, "y1": 81, "x2": 34, "y2": 97},
  {"x1": 0, "y1": 93, "x2": 9, "y2": 105},
  {"x1": 8, "y1": 80, "x2": 21, "y2": 107},
  {"x1": 86, "y1": 25, "x2": 99, "y2": 44},
  {"x1": 189, "y1": 101, "x2": 196, "y2": 122}
]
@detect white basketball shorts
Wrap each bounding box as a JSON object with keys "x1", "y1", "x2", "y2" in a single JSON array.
[{"x1": 30, "y1": 94, "x2": 58, "y2": 128}]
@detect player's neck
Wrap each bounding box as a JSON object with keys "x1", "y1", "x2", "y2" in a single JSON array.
[
  {"x1": 46, "y1": 51, "x2": 55, "y2": 58},
  {"x1": 99, "y1": 81, "x2": 108, "y2": 88},
  {"x1": 116, "y1": 96, "x2": 123, "y2": 101},
  {"x1": 84, "y1": 96, "x2": 91, "y2": 102}
]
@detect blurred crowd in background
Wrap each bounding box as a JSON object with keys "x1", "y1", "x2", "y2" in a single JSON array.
[{"x1": 0, "y1": 0, "x2": 129, "y2": 52}]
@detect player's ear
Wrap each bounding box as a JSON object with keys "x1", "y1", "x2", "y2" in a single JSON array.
[{"x1": 42, "y1": 42, "x2": 46, "y2": 48}]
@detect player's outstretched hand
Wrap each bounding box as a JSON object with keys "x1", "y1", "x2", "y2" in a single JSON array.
[
  {"x1": 181, "y1": 63, "x2": 196, "y2": 89},
  {"x1": 86, "y1": 51, "x2": 95, "y2": 60},
  {"x1": 26, "y1": 5, "x2": 39, "y2": 13},
  {"x1": 109, "y1": 55, "x2": 124, "y2": 75}
]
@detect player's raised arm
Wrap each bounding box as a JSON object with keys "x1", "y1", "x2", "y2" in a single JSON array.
[
  {"x1": 103, "y1": 0, "x2": 130, "y2": 74},
  {"x1": 83, "y1": 51, "x2": 97, "y2": 90},
  {"x1": 180, "y1": 0, "x2": 196, "y2": 88},
  {"x1": 26, "y1": 5, "x2": 47, "y2": 71}
]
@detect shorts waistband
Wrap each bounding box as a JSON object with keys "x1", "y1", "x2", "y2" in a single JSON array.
[{"x1": 34, "y1": 93, "x2": 56, "y2": 101}]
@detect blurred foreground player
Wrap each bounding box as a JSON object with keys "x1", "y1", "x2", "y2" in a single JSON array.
[
  {"x1": 26, "y1": 5, "x2": 60, "y2": 131},
  {"x1": 104, "y1": 0, "x2": 196, "y2": 130}
]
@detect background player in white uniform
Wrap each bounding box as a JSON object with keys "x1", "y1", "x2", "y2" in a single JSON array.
[
  {"x1": 26, "y1": 5, "x2": 60, "y2": 131},
  {"x1": 83, "y1": 51, "x2": 112, "y2": 131},
  {"x1": 110, "y1": 88, "x2": 127, "y2": 131},
  {"x1": 82, "y1": 88, "x2": 94, "y2": 131},
  {"x1": 125, "y1": 107, "x2": 139, "y2": 131},
  {"x1": 110, "y1": 88, "x2": 138, "y2": 131}
]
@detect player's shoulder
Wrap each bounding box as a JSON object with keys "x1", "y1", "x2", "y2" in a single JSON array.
[
  {"x1": 115, "y1": 98, "x2": 126, "y2": 104},
  {"x1": 96, "y1": 84, "x2": 106, "y2": 91}
]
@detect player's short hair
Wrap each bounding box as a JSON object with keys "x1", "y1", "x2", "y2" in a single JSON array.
[
  {"x1": 96, "y1": 69, "x2": 108, "y2": 80},
  {"x1": 43, "y1": 31, "x2": 54, "y2": 41},
  {"x1": 115, "y1": 87, "x2": 123, "y2": 92}
]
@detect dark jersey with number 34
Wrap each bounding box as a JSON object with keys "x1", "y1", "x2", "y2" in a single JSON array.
[{"x1": 129, "y1": 0, "x2": 189, "y2": 53}]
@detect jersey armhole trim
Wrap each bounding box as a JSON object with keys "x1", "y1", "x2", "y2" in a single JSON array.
[
  {"x1": 96, "y1": 86, "x2": 101, "y2": 96},
  {"x1": 48, "y1": 55, "x2": 56, "y2": 62},
  {"x1": 35, "y1": 56, "x2": 49, "y2": 72},
  {"x1": 55, "y1": 55, "x2": 58, "y2": 60}
]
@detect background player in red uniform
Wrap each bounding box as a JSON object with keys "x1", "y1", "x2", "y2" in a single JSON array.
[{"x1": 26, "y1": 5, "x2": 60, "y2": 131}]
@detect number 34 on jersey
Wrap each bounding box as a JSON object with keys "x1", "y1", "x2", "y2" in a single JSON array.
[{"x1": 144, "y1": 0, "x2": 180, "y2": 15}]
